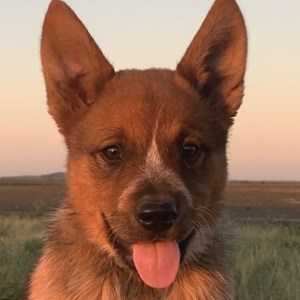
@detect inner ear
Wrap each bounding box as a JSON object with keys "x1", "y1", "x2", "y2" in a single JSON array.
[{"x1": 201, "y1": 36, "x2": 233, "y2": 98}]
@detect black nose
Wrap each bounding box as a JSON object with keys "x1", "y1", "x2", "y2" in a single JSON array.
[{"x1": 136, "y1": 201, "x2": 178, "y2": 233}]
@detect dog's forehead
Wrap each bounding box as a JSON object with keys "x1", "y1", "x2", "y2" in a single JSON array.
[
  {"x1": 85, "y1": 69, "x2": 206, "y2": 137},
  {"x1": 77, "y1": 69, "x2": 224, "y2": 154}
]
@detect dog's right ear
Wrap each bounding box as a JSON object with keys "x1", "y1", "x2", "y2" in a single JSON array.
[
  {"x1": 41, "y1": 0, "x2": 115, "y2": 135},
  {"x1": 177, "y1": 0, "x2": 247, "y2": 117}
]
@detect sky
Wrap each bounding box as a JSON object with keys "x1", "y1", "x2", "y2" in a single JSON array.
[{"x1": 0, "y1": 0, "x2": 299, "y2": 180}]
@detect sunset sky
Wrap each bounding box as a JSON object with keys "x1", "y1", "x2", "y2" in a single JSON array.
[{"x1": 0, "y1": 0, "x2": 299, "y2": 180}]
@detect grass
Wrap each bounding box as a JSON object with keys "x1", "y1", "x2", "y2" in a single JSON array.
[
  {"x1": 233, "y1": 224, "x2": 300, "y2": 300},
  {"x1": 0, "y1": 213, "x2": 44, "y2": 299},
  {"x1": 0, "y1": 214, "x2": 299, "y2": 299}
]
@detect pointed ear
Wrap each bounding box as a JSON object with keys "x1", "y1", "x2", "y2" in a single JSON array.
[
  {"x1": 41, "y1": 0, "x2": 115, "y2": 135},
  {"x1": 176, "y1": 0, "x2": 247, "y2": 117}
]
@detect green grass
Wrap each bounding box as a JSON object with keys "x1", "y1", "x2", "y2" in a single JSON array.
[
  {"x1": 0, "y1": 213, "x2": 44, "y2": 299},
  {"x1": 0, "y1": 214, "x2": 299, "y2": 299},
  {"x1": 233, "y1": 224, "x2": 300, "y2": 300}
]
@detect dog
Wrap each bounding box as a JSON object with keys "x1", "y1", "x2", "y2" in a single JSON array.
[{"x1": 29, "y1": 0, "x2": 247, "y2": 299}]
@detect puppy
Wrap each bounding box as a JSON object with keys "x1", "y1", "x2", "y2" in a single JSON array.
[{"x1": 29, "y1": 0, "x2": 247, "y2": 299}]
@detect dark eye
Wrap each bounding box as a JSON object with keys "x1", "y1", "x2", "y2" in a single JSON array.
[
  {"x1": 182, "y1": 143, "x2": 202, "y2": 162},
  {"x1": 102, "y1": 145, "x2": 122, "y2": 162}
]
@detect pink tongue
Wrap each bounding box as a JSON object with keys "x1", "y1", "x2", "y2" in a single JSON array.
[{"x1": 132, "y1": 241, "x2": 180, "y2": 289}]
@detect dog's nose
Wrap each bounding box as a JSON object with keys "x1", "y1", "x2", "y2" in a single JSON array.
[{"x1": 136, "y1": 201, "x2": 178, "y2": 233}]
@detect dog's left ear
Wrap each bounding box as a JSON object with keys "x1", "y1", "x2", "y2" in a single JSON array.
[{"x1": 177, "y1": 0, "x2": 247, "y2": 117}]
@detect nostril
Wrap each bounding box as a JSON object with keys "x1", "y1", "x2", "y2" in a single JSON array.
[
  {"x1": 162, "y1": 211, "x2": 177, "y2": 224},
  {"x1": 136, "y1": 201, "x2": 178, "y2": 233},
  {"x1": 138, "y1": 212, "x2": 153, "y2": 224}
]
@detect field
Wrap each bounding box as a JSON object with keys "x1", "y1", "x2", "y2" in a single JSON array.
[{"x1": 0, "y1": 175, "x2": 299, "y2": 299}]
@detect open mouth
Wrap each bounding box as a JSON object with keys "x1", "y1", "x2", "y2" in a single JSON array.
[{"x1": 102, "y1": 213, "x2": 195, "y2": 288}]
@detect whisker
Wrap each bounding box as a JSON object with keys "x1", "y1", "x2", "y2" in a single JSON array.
[
  {"x1": 193, "y1": 205, "x2": 217, "y2": 227},
  {"x1": 192, "y1": 220, "x2": 207, "y2": 247},
  {"x1": 196, "y1": 212, "x2": 213, "y2": 245}
]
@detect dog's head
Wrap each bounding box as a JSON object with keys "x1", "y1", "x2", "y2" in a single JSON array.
[{"x1": 41, "y1": 0, "x2": 247, "y2": 289}]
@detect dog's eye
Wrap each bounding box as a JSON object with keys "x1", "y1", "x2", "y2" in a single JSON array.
[
  {"x1": 102, "y1": 145, "x2": 122, "y2": 162},
  {"x1": 182, "y1": 143, "x2": 202, "y2": 162}
]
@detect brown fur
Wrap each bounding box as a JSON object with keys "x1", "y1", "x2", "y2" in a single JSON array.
[{"x1": 29, "y1": 0, "x2": 247, "y2": 299}]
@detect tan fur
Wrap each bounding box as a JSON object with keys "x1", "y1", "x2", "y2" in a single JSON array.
[{"x1": 29, "y1": 0, "x2": 247, "y2": 299}]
